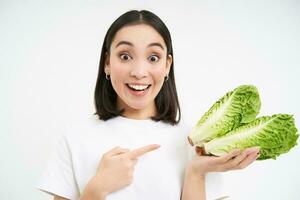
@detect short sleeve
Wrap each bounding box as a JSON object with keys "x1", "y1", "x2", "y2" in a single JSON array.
[{"x1": 36, "y1": 134, "x2": 80, "y2": 200}]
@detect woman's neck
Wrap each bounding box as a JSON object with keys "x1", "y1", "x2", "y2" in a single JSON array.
[{"x1": 117, "y1": 99, "x2": 157, "y2": 120}]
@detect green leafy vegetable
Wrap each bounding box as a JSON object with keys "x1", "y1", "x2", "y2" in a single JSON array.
[
  {"x1": 188, "y1": 85, "x2": 261, "y2": 146},
  {"x1": 202, "y1": 114, "x2": 299, "y2": 160}
]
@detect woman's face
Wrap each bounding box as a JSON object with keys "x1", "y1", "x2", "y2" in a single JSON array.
[{"x1": 105, "y1": 24, "x2": 172, "y2": 119}]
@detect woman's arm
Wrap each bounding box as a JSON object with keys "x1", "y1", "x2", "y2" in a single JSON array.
[
  {"x1": 181, "y1": 147, "x2": 260, "y2": 200},
  {"x1": 80, "y1": 175, "x2": 107, "y2": 200},
  {"x1": 181, "y1": 165, "x2": 206, "y2": 200}
]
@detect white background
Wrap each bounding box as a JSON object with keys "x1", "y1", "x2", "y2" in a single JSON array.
[{"x1": 1, "y1": 0, "x2": 299, "y2": 199}]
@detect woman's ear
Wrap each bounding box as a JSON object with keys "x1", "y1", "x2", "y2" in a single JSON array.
[
  {"x1": 166, "y1": 54, "x2": 173, "y2": 74},
  {"x1": 105, "y1": 52, "x2": 110, "y2": 73}
]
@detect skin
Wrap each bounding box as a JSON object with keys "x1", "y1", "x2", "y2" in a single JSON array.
[{"x1": 55, "y1": 24, "x2": 260, "y2": 200}]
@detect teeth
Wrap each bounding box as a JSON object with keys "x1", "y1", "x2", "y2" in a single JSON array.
[{"x1": 128, "y1": 84, "x2": 149, "y2": 91}]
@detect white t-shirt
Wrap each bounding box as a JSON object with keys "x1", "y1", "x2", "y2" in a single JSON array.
[{"x1": 36, "y1": 115, "x2": 225, "y2": 200}]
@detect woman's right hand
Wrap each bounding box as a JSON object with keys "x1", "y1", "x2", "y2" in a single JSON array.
[{"x1": 84, "y1": 144, "x2": 160, "y2": 199}]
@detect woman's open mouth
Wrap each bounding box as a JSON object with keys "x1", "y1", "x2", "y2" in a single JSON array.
[{"x1": 126, "y1": 83, "x2": 151, "y2": 96}]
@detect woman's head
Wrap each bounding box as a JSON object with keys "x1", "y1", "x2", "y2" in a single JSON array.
[{"x1": 94, "y1": 10, "x2": 181, "y2": 125}]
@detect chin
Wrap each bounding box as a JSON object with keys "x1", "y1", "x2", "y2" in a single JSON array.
[
  {"x1": 125, "y1": 99, "x2": 153, "y2": 110},
  {"x1": 127, "y1": 103, "x2": 148, "y2": 110}
]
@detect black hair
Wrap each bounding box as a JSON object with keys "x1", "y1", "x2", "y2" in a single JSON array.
[{"x1": 94, "y1": 9, "x2": 181, "y2": 125}]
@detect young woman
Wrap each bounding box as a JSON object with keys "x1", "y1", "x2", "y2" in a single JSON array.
[{"x1": 37, "y1": 10, "x2": 259, "y2": 200}]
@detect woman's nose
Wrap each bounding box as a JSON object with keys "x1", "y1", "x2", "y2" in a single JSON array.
[{"x1": 130, "y1": 60, "x2": 148, "y2": 79}]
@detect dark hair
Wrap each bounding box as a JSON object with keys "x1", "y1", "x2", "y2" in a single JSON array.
[{"x1": 94, "y1": 10, "x2": 181, "y2": 125}]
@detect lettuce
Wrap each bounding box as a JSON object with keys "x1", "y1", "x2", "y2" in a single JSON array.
[
  {"x1": 203, "y1": 114, "x2": 299, "y2": 160},
  {"x1": 188, "y1": 85, "x2": 261, "y2": 146}
]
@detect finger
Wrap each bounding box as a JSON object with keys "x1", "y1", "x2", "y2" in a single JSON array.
[
  {"x1": 217, "y1": 149, "x2": 241, "y2": 163},
  {"x1": 113, "y1": 148, "x2": 130, "y2": 156},
  {"x1": 106, "y1": 146, "x2": 130, "y2": 157},
  {"x1": 128, "y1": 144, "x2": 161, "y2": 159},
  {"x1": 234, "y1": 151, "x2": 259, "y2": 170},
  {"x1": 228, "y1": 150, "x2": 249, "y2": 166},
  {"x1": 224, "y1": 147, "x2": 258, "y2": 169}
]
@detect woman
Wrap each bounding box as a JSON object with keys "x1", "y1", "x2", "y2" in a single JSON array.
[{"x1": 37, "y1": 10, "x2": 259, "y2": 200}]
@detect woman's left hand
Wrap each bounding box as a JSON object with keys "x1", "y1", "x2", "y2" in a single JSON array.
[{"x1": 187, "y1": 147, "x2": 260, "y2": 177}]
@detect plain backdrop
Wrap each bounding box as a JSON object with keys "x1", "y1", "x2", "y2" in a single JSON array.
[{"x1": 1, "y1": 0, "x2": 300, "y2": 199}]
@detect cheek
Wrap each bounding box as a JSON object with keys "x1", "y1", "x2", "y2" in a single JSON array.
[
  {"x1": 111, "y1": 64, "x2": 127, "y2": 81},
  {"x1": 110, "y1": 65, "x2": 128, "y2": 93},
  {"x1": 152, "y1": 67, "x2": 166, "y2": 85}
]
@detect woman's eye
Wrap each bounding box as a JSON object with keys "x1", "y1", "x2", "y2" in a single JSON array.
[
  {"x1": 120, "y1": 53, "x2": 131, "y2": 61},
  {"x1": 149, "y1": 55, "x2": 159, "y2": 62},
  {"x1": 119, "y1": 53, "x2": 159, "y2": 62}
]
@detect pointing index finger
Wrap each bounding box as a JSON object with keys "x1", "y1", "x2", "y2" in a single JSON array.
[{"x1": 128, "y1": 144, "x2": 161, "y2": 159}]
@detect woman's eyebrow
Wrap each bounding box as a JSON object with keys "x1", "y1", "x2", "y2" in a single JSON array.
[{"x1": 115, "y1": 40, "x2": 164, "y2": 50}]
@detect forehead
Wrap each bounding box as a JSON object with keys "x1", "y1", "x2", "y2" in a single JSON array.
[{"x1": 111, "y1": 24, "x2": 166, "y2": 50}]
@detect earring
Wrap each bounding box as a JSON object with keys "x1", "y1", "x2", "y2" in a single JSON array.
[
  {"x1": 164, "y1": 74, "x2": 169, "y2": 81},
  {"x1": 105, "y1": 73, "x2": 110, "y2": 80}
]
